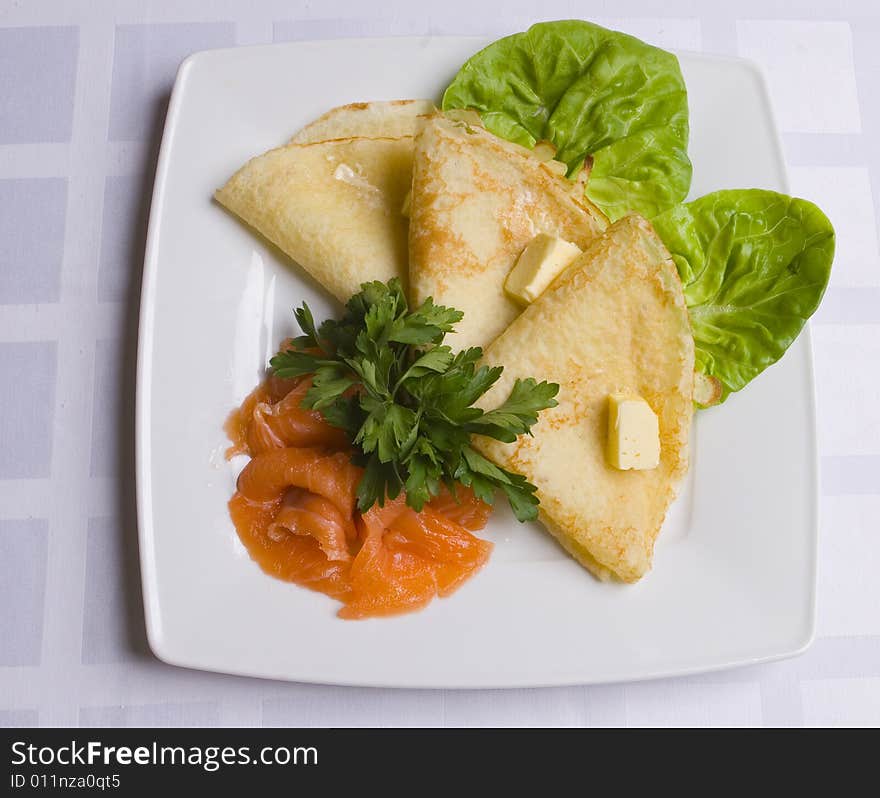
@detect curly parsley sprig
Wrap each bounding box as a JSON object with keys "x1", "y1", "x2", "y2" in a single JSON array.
[{"x1": 270, "y1": 279, "x2": 558, "y2": 522}]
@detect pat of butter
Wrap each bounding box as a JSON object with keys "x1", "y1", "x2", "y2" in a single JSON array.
[
  {"x1": 607, "y1": 394, "x2": 660, "y2": 471},
  {"x1": 504, "y1": 234, "x2": 582, "y2": 306},
  {"x1": 333, "y1": 163, "x2": 380, "y2": 195}
]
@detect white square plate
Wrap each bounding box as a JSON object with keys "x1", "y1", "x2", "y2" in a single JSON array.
[{"x1": 136, "y1": 36, "x2": 817, "y2": 687}]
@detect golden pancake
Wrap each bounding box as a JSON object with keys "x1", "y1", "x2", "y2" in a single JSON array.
[
  {"x1": 216, "y1": 136, "x2": 412, "y2": 301},
  {"x1": 408, "y1": 114, "x2": 608, "y2": 350},
  {"x1": 291, "y1": 99, "x2": 435, "y2": 143},
  {"x1": 473, "y1": 215, "x2": 694, "y2": 582}
]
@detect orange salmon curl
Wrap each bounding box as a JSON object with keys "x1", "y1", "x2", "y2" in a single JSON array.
[{"x1": 226, "y1": 376, "x2": 493, "y2": 618}]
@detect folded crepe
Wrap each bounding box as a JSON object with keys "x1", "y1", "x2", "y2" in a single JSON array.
[
  {"x1": 215, "y1": 136, "x2": 412, "y2": 302},
  {"x1": 408, "y1": 114, "x2": 609, "y2": 350},
  {"x1": 473, "y1": 215, "x2": 695, "y2": 582},
  {"x1": 291, "y1": 99, "x2": 435, "y2": 143}
]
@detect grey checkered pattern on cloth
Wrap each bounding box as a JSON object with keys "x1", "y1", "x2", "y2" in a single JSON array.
[{"x1": 1, "y1": 0, "x2": 878, "y2": 727}]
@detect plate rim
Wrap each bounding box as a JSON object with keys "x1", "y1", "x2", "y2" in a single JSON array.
[{"x1": 135, "y1": 36, "x2": 818, "y2": 688}]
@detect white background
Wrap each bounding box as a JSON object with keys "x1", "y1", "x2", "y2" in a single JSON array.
[{"x1": 0, "y1": 0, "x2": 878, "y2": 727}]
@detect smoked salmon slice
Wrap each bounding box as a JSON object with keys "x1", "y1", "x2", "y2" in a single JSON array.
[
  {"x1": 225, "y1": 376, "x2": 349, "y2": 457},
  {"x1": 270, "y1": 488, "x2": 352, "y2": 562},
  {"x1": 339, "y1": 495, "x2": 492, "y2": 620},
  {"x1": 427, "y1": 484, "x2": 493, "y2": 532},
  {"x1": 229, "y1": 492, "x2": 352, "y2": 601},
  {"x1": 226, "y1": 373, "x2": 494, "y2": 619}
]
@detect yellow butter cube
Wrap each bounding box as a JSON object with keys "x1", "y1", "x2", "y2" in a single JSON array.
[
  {"x1": 607, "y1": 393, "x2": 660, "y2": 471},
  {"x1": 504, "y1": 234, "x2": 583, "y2": 306}
]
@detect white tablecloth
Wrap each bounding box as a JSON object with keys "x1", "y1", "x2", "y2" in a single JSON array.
[{"x1": 1, "y1": 0, "x2": 878, "y2": 728}]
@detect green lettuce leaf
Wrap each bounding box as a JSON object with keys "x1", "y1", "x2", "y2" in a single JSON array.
[
  {"x1": 441, "y1": 19, "x2": 692, "y2": 220},
  {"x1": 652, "y1": 189, "x2": 835, "y2": 402}
]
